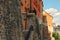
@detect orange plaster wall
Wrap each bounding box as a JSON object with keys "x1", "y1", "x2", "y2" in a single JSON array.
[{"x1": 43, "y1": 11, "x2": 53, "y2": 37}]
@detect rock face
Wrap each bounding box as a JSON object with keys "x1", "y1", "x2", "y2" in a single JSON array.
[{"x1": 0, "y1": 0, "x2": 24, "y2": 40}]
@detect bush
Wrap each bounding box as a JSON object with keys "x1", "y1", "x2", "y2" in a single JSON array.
[{"x1": 53, "y1": 32, "x2": 60, "y2": 40}]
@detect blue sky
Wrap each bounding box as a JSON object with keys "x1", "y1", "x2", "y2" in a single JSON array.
[{"x1": 42, "y1": 0, "x2": 60, "y2": 25}]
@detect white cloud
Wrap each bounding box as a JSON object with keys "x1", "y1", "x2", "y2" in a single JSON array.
[
  {"x1": 45, "y1": 8, "x2": 60, "y2": 16},
  {"x1": 53, "y1": 17, "x2": 60, "y2": 25},
  {"x1": 53, "y1": 18, "x2": 59, "y2": 22},
  {"x1": 54, "y1": 12, "x2": 60, "y2": 16},
  {"x1": 45, "y1": 8, "x2": 58, "y2": 13}
]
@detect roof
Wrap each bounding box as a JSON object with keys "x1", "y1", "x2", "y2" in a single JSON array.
[{"x1": 43, "y1": 10, "x2": 53, "y2": 19}]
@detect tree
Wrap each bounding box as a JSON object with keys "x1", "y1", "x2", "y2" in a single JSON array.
[{"x1": 53, "y1": 32, "x2": 60, "y2": 40}]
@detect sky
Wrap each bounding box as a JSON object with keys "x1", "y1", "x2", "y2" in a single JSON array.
[{"x1": 42, "y1": 0, "x2": 60, "y2": 25}]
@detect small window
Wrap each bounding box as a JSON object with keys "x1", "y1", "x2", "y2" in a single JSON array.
[{"x1": 43, "y1": 16, "x2": 47, "y2": 23}]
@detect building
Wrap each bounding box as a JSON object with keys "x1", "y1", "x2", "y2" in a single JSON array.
[
  {"x1": 20, "y1": 0, "x2": 43, "y2": 29},
  {"x1": 21, "y1": 0, "x2": 42, "y2": 17},
  {"x1": 43, "y1": 11, "x2": 53, "y2": 40},
  {"x1": 20, "y1": 0, "x2": 43, "y2": 40},
  {"x1": 53, "y1": 24, "x2": 60, "y2": 35},
  {"x1": 20, "y1": 0, "x2": 43, "y2": 35}
]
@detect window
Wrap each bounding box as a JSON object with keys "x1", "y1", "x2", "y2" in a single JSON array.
[{"x1": 43, "y1": 16, "x2": 47, "y2": 23}]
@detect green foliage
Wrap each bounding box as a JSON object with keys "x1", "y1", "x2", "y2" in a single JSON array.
[{"x1": 53, "y1": 32, "x2": 60, "y2": 40}]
